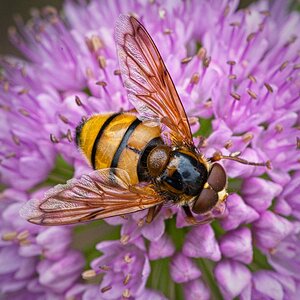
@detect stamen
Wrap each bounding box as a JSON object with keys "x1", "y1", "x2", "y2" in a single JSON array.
[
  {"x1": 224, "y1": 140, "x2": 233, "y2": 149},
  {"x1": 99, "y1": 265, "x2": 111, "y2": 271},
  {"x1": 50, "y1": 133, "x2": 59, "y2": 143},
  {"x1": 293, "y1": 63, "x2": 300, "y2": 70},
  {"x1": 228, "y1": 74, "x2": 237, "y2": 80},
  {"x1": 197, "y1": 47, "x2": 207, "y2": 60},
  {"x1": 163, "y1": 28, "x2": 172, "y2": 35},
  {"x1": 66, "y1": 129, "x2": 73, "y2": 142},
  {"x1": 89, "y1": 35, "x2": 103, "y2": 52},
  {"x1": 275, "y1": 124, "x2": 283, "y2": 133},
  {"x1": 264, "y1": 83, "x2": 274, "y2": 93},
  {"x1": 279, "y1": 61, "x2": 289, "y2": 71},
  {"x1": 81, "y1": 269, "x2": 96, "y2": 280},
  {"x1": 227, "y1": 60, "x2": 236, "y2": 66},
  {"x1": 12, "y1": 134, "x2": 20, "y2": 145},
  {"x1": 101, "y1": 285, "x2": 112, "y2": 293},
  {"x1": 86, "y1": 68, "x2": 94, "y2": 79},
  {"x1": 248, "y1": 74, "x2": 257, "y2": 83},
  {"x1": 122, "y1": 289, "x2": 131, "y2": 298},
  {"x1": 3, "y1": 81, "x2": 9, "y2": 92},
  {"x1": 18, "y1": 108, "x2": 30, "y2": 117},
  {"x1": 230, "y1": 92, "x2": 241, "y2": 101},
  {"x1": 120, "y1": 235, "x2": 130, "y2": 245},
  {"x1": 181, "y1": 57, "x2": 193, "y2": 64},
  {"x1": 17, "y1": 230, "x2": 29, "y2": 241},
  {"x1": 59, "y1": 114, "x2": 69, "y2": 124},
  {"x1": 98, "y1": 56, "x2": 106, "y2": 69},
  {"x1": 242, "y1": 132, "x2": 254, "y2": 143},
  {"x1": 296, "y1": 137, "x2": 300, "y2": 149},
  {"x1": 2, "y1": 231, "x2": 17, "y2": 241},
  {"x1": 123, "y1": 274, "x2": 131, "y2": 285},
  {"x1": 75, "y1": 95, "x2": 82, "y2": 106},
  {"x1": 96, "y1": 81, "x2": 107, "y2": 87},
  {"x1": 124, "y1": 254, "x2": 132, "y2": 263},
  {"x1": 203, "y1": 56, "x2": 211, "y2": 68},
  {"x1": 247, "y1": 32, "x2": 256, "y2": 42},
  {"x1": 190, "y1": 72, "x2": 200, "y2": 85},
  {"x1": 247, "y1": 89, "x2": 257, "y2": 99}
]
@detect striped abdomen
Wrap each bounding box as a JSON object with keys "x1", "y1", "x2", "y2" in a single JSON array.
[{"x1": 75, "y1": 113, "x2": 162, "y2": 184}]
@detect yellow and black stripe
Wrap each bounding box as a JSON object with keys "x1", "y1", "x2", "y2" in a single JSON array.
[{"x1": 76, "y1": 113, "x2": 162, "y2": 184}]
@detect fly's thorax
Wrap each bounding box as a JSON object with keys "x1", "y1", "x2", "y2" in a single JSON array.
[{"x1": 156, "y1": 148, "x2": 209, "y2": 197}]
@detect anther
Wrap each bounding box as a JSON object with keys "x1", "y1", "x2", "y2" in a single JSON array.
[
  {"x1": 124, "y1": 254, "x2": 132, "y2": 263},
  {"x1": 296, "y1": 137, "x2": 300, "y2": 149},
  {"x1": 96, "y1": 81, "x2": 107, "y2": 87},
  {"x1": 89, "y1": 35, "x2": 103, "y2": 52},
  {"x1": 67, "y1": 129, "x2": 73, "y2": 142},
  {"x1": 197, "y1": 48, "x2": 207, "y2": 60},
  {"x1": 86, "y1": 68, "x2": 94, "y2": 78},
  {"x1": 163, "y1": 28, "x2": 172, "y2": 35},
  {"x1": 81, "y1": 269, "x2": 97, "y2": 280},
  {"x1": 203, "y1": 56, "x2": 211, "y2": 68},
  {"x1": 228, "y1": 74, "x2": 237, "y2": 80},
  {"x1": 101, "y1": 286, "x2": 112, "y2": 293},
  {"x1": 181, "y1": 57, "x2": 193, "y2": 64},
  {"x1": 58, "y1": 114, "x2": 69, "y2": 124},
  {"x1": 223, "y1": 4, "x2": 230, "y2": 17},
  {"x1": 18, "y1": 108, "x2": 30, "y2": 116},
  {"x1": 75, "y1": 96, "x2": 82, "y2": 106},
  {"x1": 264, "y1": 83, "x2": 274, "y2": 93},
  {"x1": 17, "y1": 88, "x2": 28, "y2": 95},
  {"x1": 242, "y1": 132, "x2": 254, "y2": 143},
  {"x1": 227, "y1": 60, "x2": 236, "y2": 66},
  {"x1": 229, "y1": 22, "x2": 240, "y2": 27},
  {"x1": 3, "y1": 81, "x2": 9, "y2": 92},
  {"x1": 50, "y1": 134, "x2": 59, "y2": 143},
  {"x1": 114, "y1": 69, "x2": 121, "y2": 76},
  {"x1": 247, "y1": 89, "x2": 257, "y2": 99},
  {"x1": 279, "y1": 61, "x2": 289, "y2": 71},
  {"x1": 12, "y1": 134, "x2": 20, "y2": 145},
  {"x1": 190, "y1": 72, "x2": 200, "y2": 85},
  {"x1": 293, "y1": 63, "x2": 300, "y2": 70},
  {"x1": 247, "y1": 32, "x2": 256, "y2": 42},
  {"x1": 275, "y1": 124, "x2": 283, "y2": 133},
  {"x1": 123, "y1": 274, "x2": 131, "y2": 285},
  {"x1": 159, "y1": 8, "x2": 166, "y2": 19},
  {"x1": 260, "y1": 10, "x2": 270, "y2": 16},
  {"x1": 99, "y1": 265, "x2": 111, "y2": 271},
  {"x1": 248, "y1": 74, "x2": 257, "y2": 83},
  {"x1": 2, "y1": 231, "x2": 17, "y2": 241},
  {"x1": 224, "y1": 140, "x2": 233, "y2": 149},
  {"x1": 98, "y1": 56, "x2": 106, "y2": 69},
  {"x1": 120, "y1": 235, "x2": 130, "y2": 245},
  {"x1": 122, "y1": 289, "x2": 131, "y2": 298},
  {"x1": 17, "y1": 230, "x2": 29, "y2": 241},
  {"x1": 230, "y1": 92, "x2": 241, "y2": 101}
]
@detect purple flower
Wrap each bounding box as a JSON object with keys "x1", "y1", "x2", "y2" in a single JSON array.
[
  {"x1": 1, "y1": 0, "x2": 300, "y2": 299},
  {"x1": 90, "y1": 239, "x2": 150, "y2": 299},
  {"x1": 0, "y1": 189, "x2": 84, "y2": 298}
]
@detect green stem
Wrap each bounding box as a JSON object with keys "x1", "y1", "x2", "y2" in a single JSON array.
[{"x1": 197, "y1": 258, "x2": 223, "y2": 300}]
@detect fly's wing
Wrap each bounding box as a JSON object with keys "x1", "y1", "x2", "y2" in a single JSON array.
[
  {"x1": 115, "y1": 15, "x2": 194, "y2": 148},
  {"x1": 20, "y1": 169, "x2": 163, "y2": 225}
]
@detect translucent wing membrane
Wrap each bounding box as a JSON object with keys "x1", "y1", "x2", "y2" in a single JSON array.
[
  {"x1": 20, "y1": 169, "x2": 163, "y2": 225},
  {"x1": 115, "y1": 15, "x2": 194, "y2": 147}
]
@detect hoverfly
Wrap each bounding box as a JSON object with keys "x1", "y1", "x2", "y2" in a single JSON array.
[{"x1": 20, "y1": 15, "x2": 268, "y2": 226}]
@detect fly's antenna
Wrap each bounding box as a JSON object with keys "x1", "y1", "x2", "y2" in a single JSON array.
[{"x1": 210, "y1": 151, "x2": 271, "y2": 169}]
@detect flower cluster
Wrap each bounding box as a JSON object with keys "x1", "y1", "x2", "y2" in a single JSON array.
[{"x1": 0, "y1": 0, "x2": 300, "y2": 299}]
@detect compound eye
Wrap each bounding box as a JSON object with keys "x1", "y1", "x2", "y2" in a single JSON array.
[
  {"x1": 207, "y1": 163, "x2": 227, "y2": 192},
  {"x1": 192, "y1": 188, "x2": 218, "y2": 214}
]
